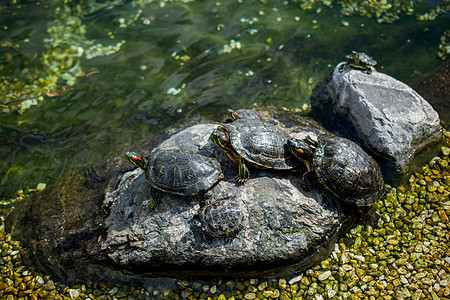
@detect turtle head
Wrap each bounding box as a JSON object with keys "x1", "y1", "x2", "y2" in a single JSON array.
[
  {"x1": 226, "y1": 108, "x2": 261, "y2": 122},
  {"x1": 210, "y1": 125, "x2": 233, "y2": 152},
  {"x1": 287, "y1": 137, "x2": 317, "y2": 161},
  {"x1": 125, "y1": 151, "x2": 147, "y2": 170},
  {"x1": 351, "y1": 50, "x2": 362, "y2": 63},
  {"x1": 227, "y1": 109, "x2": 240, "y2": 122}
]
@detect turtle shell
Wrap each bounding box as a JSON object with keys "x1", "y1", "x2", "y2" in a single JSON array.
[
  {"x1": 346, "y1": 52, "x2": 376, "y2": 67},
  {"x1": 146, "y1": 149, "x2": 223, "y2": 196},
  {"x1": 225, "y1": 119, "x2": 296, "y2": 169},
  {"x1": 357, "y1": 52, "x2": 377, "y2": 66},
  {"x1": 200, "y1": 198, "x2": 248, "y2": 237},
  {"x1": 313, "y1": 136, "x2": 384, "y2": 206}
]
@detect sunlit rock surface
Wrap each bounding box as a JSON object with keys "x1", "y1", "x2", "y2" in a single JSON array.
[
  {"x1": 311, "y1": 63, "x2": 442, "y2": 177},
  {"x1": 6, "y1": 108, "x2": 357, "y2": 281}
]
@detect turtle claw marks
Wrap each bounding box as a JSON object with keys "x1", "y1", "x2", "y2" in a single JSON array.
[
  {"x1": 125, "y1": 150, "x2": 224, "y2": 210},
  {"x1": 338, "y1": 51, "x2": 377, "y2": 74}
]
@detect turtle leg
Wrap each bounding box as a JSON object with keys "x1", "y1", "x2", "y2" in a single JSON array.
[
  {"x1": 236, "y1": 158, "x2": 250, "y2": 185},
  {"x1": 301, "y1": 171, "x2": 313, "y2": 191},
  {"x1": 198, "y1": 191, "x2": 208, "y2": 207},
  {"x1": 148, "y1": 186, "x2": 158, "y2": 210},
  {"x1": 366, "y1": 67, "x2": 373, "y2": 74},
  {"x1": 338, "y1": 63, "x2": 348, "y2": 73}
]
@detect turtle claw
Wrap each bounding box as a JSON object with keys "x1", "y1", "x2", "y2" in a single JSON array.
[
  {"x1": 235, "y1": 175, "x2": 247, "y2": 185},
  {"x1": 338, "y1": 63, "x2": 347, "y2": 73},
  {"x1": 148, "y1": 199, "x2": 157, "y2": 211}
]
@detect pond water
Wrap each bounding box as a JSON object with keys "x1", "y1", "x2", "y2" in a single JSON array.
[{"x1": 0, "y1": 0, "x2": 449, "y2": 298}]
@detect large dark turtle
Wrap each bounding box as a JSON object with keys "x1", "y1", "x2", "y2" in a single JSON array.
[
  {"x1": 125, "y1": 149, "x2": 224, "y2": 210},
  {"x1": 198, "y1": 197, "x2": 248, "y2": 238},
  {"x1": 210, "y1": 117, "x2": 296, "y2": 184},
  {"x1": 287, "y1": 135, "x2": 384, "y2": 206},
  {"x1": 338, "y1": 51, "x2": 377, "y2": 74}
]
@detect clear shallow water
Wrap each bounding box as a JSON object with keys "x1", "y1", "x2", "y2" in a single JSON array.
[{"x1": 0, "y1": 2, "x2": 448, "y2": 202}]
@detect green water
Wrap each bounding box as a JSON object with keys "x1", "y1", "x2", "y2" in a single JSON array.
[{"x1": 0, "y1": 1, "x2": 448, "y2": 208}]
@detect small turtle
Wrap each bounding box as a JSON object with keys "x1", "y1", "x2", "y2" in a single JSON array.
[
  {"x1": 210, "y1": 117, "x2": 296, "y2": 184},
  {"x1": 287, "y1": 135, "x2": 384, "y2": 206},
  {"x1": 198, "y1": 197, "x2": 248, "y2": 238},
  {"x1": 338, "y1": 51, "x2": 377, "y2": 74},
  {"x1": 125, "y1": 149, "x2": 224, "y2": 210},
  {"x1": 226, "y1": 108, "x2": 262, "y2": 122}
]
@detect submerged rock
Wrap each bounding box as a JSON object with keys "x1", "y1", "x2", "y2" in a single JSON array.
[
  {"x1": 311, "y1": 64, "x2": 442, "y2": 178},
  {"x1": 5, "y1": 108, "x2": 357, "y2": 281}
]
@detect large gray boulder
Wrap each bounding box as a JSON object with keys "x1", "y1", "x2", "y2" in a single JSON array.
[
  {"x1": 311, "y1": 63, "x2": 442, "y2": 175},
  {"x1": 6, "y1": 108, "x2": 356, "y2": 281}
]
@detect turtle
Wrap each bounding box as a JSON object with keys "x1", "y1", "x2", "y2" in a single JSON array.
[
  {"x1": 210, "y1": 118, "x2": 297, "y2": 184},
  {"x1": 198, "y1": 197, "x2": 248, "y2": 238},
  {"x1": 226, "y1": 108, "x2": 262, "y2": 122},
  {"x1": 287, "y1": 135, "x2": 384, "y2": 206},
  {"x1": 338, "y1": 51, "x2": 377, "y2": 74},
  {"x1": 125, "y1": 149, "x2": 224, "y2": 210}
]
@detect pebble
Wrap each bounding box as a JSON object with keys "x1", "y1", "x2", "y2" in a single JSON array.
[
  {"x1": 289, "y1": 274, "x2": 303, "y2": 284},
  {"x1": 278, "y1": 278, "x2": 287, "y2": 289},
  {"x1": 69, "y1": 289, "x2": 80, "y2": 300},
  {"x1": 209, "y1": 285, "x2": 217, "y2": 294},
  {"x1": 43, "y1": 280, "x2": 56, "y2": 291},
  {"x1": 318, "y1": 270, "x2": 332, "y2": 281}
]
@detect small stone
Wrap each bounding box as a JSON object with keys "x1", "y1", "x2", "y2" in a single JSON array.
[
  {"x1": 218, "y1": 294, "x2": 226, "y2": 300},
  {"x1": 236, "y1": 282, "x2": 245, "y2": 291},
  {"x1": 181, "y1": 290, "x2": 192, "y2": 298},
  {"x1": 43, "y1": 280, "x2": 55, "y2": 291},
  {"x1": 69, "y1": 289, "x2": 80, "y2": 300},
  {"x1": 278, "y1": 278, "x2": 287, "y2": 289},
  {"x1": 361, "y1": 276, "x2": 373, "y2": 283},
  {"x1": 209, "y1": 285, "x2": 217, "y2": 294},
  {"x1": 257, "y1": 282, "x2": 267, "y2": 290},
  {"x1": 263, "y1": 290, "x2": 273, "y2": 298},
  {"x1": 354, "y1": 255, "x2": 365, "y2": 262},
  {"x1": 36, "y1": 183, "x2": 46, "y2": 191},
  {"x1": 341, "y1": 251, "x2": 350, "y2": 264},
  {"x1": 248, "y1": 285, "x2": 257, "y2": 293},
  {"x1": 412, "y1": 289, "x2": 422, "y2": 300},
  {"x1": 439, "y1": 210, "x2": 449, "y2": 223},
  {"x1": 315, "y1": 294, "x2": 324, "y2": 300},
  {"x1": 108, "y1": 287, "x2": 119, "y2": 296},
  {"x1": 318, "y1": 270, "x2": 332, "y2": 281},
  {"x1": 289, "y1": 274, "x2": 303, "y2": 285},
  {"x1": 430, "y1": 291, "x2": 440, "y2": 300},
  {"x1": 244, "y1": 292, "x2": 256, "y2": 299},
  {"x1": 327, "y1": 289, "x2": 337, "y2": 298},
  {"x1": 301, "y1": 276, "x2": 310, "y2": 286}
]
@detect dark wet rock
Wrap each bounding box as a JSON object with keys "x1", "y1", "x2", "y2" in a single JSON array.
[
  {"x1": 411, "y1": 60, "x2": 450, "y2": 122},
  {"x1": 5, "y1": 108, "x2": 357, "y2": 281},
  {"x1": 311, "y1": 63, "x2": 442, "y2": 177}
]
